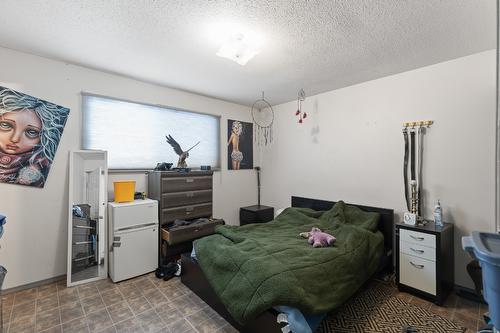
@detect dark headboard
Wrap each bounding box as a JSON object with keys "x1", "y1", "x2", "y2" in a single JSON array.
[{"x1": 291, "y1": 196, "x2": 394, "y2": 254}]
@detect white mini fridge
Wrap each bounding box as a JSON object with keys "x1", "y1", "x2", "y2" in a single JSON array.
[{"x1": 108, "y1": 199, "x2": 158, "y2": 282}]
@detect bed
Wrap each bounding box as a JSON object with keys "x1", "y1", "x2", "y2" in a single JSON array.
[{"x1": 181, "y1": 196, "x2": 394, "y2": 332}]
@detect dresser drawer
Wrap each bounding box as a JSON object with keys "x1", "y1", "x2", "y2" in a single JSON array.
[
  {"x1": 400, "y1": 240, "x2": 436, "y2": 262},
  {"x1": 400, "y1": 228, "x2": 436, "y2": 248},
  {"x1": 161, "y1": 190, "x2": 212, "y2": 208},
  {"x1": 400, "y1": 253, "x2": 436, "y2": 295},
  {"x1": 161, "y1": 203, "x2": 212, "y2": 224},
  {"x1": 162, "y1": 219, "x2": 224, "y2": 245},
  {"x1": 161, "y1": 176, "x2": 212, "y2": 193}
]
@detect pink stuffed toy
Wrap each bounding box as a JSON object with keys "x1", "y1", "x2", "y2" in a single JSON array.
[{"x1": 300, "y1": 227, "x2": 336, "y2": 248}]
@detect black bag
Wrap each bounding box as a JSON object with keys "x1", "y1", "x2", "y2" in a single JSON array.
[
  {"x1": 467, "y1": 259, "x2": 483, "y2": 297},
  {"x1": 154, "y1": 162, "x2": 173, "y2": 171},
  {"x1": 155, "y1": 261, "x2": 180, "y2": 281}
]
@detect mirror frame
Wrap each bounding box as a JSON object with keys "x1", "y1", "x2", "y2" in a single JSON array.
[{"x1": 67, "y1": 150, "x2": 108, "y2": 287}]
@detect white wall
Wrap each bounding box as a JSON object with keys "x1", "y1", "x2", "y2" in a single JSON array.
[
  {"x1": 0, "y1": 46, "x2": 256, "y2": 289},
  {"x1": 260, "y1": 50, "x2": 497, "y2": 288}
]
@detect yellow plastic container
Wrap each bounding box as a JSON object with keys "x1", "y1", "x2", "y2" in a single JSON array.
[{"x1": 113, "y1": 181, "x2": 136, "y2": 203}]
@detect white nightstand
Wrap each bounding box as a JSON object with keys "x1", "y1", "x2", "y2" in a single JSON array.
[{"x1": 395, "y1": 221, "x2": 454, "y2": 305}]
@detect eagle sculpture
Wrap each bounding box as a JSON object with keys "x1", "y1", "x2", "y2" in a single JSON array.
[{"x1": 166, "y1": 135, "x2": 200, "y2": 168}]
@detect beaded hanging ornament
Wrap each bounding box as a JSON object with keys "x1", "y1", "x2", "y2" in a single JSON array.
[
  {"x1": 251, "y1": 92, "x2": 274, "y2": 146},
  {"x1": 295, "y1": 89, "x2": 307, "y2": 123}
]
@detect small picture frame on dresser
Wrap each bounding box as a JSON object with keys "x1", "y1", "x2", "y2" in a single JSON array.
[{"x1": 403, "y1": 212, "x2": 417, "y2": 225}]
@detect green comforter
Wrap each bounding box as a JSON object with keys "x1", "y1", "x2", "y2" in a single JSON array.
[{"x1": 193, "y1": 201, "x2": 384, "y2": 324}]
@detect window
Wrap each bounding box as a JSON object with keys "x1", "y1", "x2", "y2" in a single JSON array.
[{"x1": 82, "y1": 94, "x2": 220, "y2": 169}]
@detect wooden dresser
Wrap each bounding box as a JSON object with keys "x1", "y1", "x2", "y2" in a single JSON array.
[{"x1": 148, "y1": 170, "x2": 214, "y2": 265}]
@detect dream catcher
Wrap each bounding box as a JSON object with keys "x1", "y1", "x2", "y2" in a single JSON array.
[
  {"x1": 295, "y1": 89, "x2": 307, "y2": 123},
  {"x1": 251, "y1": 92, "x2": 274, "y2": 146}
]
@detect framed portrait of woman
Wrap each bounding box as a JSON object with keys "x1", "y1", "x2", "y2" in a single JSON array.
[
  {"x1": 0, "y1": 86, "x2": 70, "y2": 188},
  {"x1": 227, "y1": 119, "x2": 253, "y2": 170}
]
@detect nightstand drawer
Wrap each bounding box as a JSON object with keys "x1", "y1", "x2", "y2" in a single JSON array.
[
  {"x1": 400, "y1": 240, "x2": 436, "y2": 261},
  {"x1": 400, "y1": 253, "x2": 436, "y2": 295},
  {"x1": 400, "y1": 228, "x2": 436, "y2": 248}
]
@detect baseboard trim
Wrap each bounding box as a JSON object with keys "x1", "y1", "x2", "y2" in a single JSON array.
[
  {"x1": 2, "y1": 275, "x2": 66, "y2": 294},
  {"x1": 454, "y1": 284, "x2": 486, "y2": 303}
]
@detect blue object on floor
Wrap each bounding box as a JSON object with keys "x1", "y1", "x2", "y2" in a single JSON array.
[
  {"x1": 463, "y1": 232, "x2": 500, "y2": 332},
  {"x1": 275, "y1": 305, "x2": 326, "y2": 333},
  {"x1": 0, "y1": 214, "x2": 6, "y2": 239}
]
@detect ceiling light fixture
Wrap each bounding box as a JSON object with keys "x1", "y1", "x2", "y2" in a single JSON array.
[{"x1": 216, "y1": 32, "x2": 262, "y2": 66}]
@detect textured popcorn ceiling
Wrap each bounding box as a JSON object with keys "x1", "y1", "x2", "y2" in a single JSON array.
[{"x1": 0, "y1": 0, "x2": 495, "y2": 106}]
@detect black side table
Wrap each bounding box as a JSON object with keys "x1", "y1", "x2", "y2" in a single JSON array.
[{"x1": 240, "y1": 205, "x2": 274, "y2": 226}]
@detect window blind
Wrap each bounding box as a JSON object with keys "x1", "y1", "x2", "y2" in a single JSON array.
[{"x1": 82, "y1": 94, "x2": 220, "y2": 169}]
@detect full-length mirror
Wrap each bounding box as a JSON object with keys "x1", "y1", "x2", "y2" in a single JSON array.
[{"x1": 67, "y1": 150, "x2": 108, "y2": 286}]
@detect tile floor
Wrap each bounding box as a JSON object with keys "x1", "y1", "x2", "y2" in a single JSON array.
[
  {"x1": 394, "y1": 288, "x2": 486, "y2": 333},
  {"x1": 2, "y1": 273, "x2": 237, "y2": 333},
  {"x1": 2, "y1": 273, "x2": 485, "y2": 333}
]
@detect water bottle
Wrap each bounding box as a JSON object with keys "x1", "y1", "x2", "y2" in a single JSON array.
[{"x1": 434, "y1": 200, "x2": 443, "y2": 227}]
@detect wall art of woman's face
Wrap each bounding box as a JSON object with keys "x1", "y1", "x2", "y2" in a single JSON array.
[
  {"x1": 0, "y1": 86, "x2": 70, "y2": 188},
  {"x1": 0, "y1": 109, "x2": 42, "y2": 155}
]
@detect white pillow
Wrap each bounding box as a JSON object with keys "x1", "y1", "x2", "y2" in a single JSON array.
[{"x1": 275, "y1": 207, "x2": 288, "y2": 218}]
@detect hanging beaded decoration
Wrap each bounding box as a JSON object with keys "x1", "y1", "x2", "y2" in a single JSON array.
[
  {"x1": 251, "y1": 92, "x2": 274, "y2": 146},
  {"x1": 295, "y1": 89, "x2": 307, "y2": 123}
]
